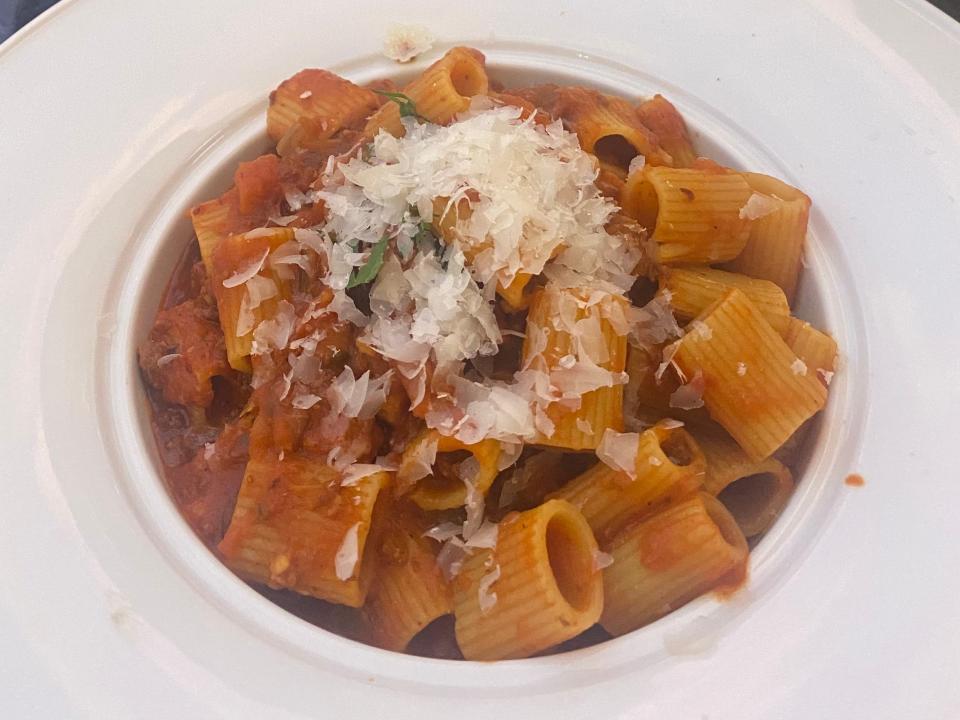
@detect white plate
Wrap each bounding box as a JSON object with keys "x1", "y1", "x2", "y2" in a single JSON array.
[{"x1": 2, "y1": 1, "x2": 959, "y2": 717}]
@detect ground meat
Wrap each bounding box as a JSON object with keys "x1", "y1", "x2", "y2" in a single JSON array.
[
  {"x1": 165, "y1": 418, "x2": 250, "y2": 546},
  {"x1": 139, "y1": 298, "x2": 230, "y2": 407}
]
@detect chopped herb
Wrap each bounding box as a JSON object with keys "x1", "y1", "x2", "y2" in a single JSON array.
[
  {"x1": 347, "y1": 235, "x2": 389, "y2": 288},
  {"x1": 374, "y1": 90, "x2": 427, "y2": 122}
]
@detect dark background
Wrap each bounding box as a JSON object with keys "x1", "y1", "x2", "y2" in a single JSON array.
[{"x1": 1, "y1": 0, "x2": 959, "y2": 43}]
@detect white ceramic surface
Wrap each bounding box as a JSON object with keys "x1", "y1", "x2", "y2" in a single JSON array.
[{"x1": 1, "y1": 1, "x2": 959, "y2": 718}]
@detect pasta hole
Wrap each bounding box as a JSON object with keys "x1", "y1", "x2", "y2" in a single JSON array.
[
  {"x1": 593, "y1": 134, "x2": 638, "y2": 168},
  {"x1": 407, "y1": 615, "x2": 463, "y2": 660},
  {"x1": 660, "y1": 431, "x2": 695, "y2": 467},
  {"x1": 633, "y1": 179, "x2": 660, "y2": 231},
  {"x1": 545, "y1": 512, "x2": 595, "y2": 612},
  {"x1": 417, "y1": 450, "x2": 472, "y2": 495},
  {"x1": 449, "y1": 60, "x2": 487, "y2": 98},
  {"x1": 718, "y1": 471, "x2": 790, "y2": 538},
  {"x1": 700, "y1": 493, "x2": 748, "y2": 555}
]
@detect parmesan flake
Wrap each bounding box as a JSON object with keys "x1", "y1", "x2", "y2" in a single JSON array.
[{"x1": 334, "y1": 522, "x2": 361, "y2": 581}]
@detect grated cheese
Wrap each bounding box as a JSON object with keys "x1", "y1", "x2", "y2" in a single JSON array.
[
  {"x1": 592, "y1": 549, "x2": 614, "y2": 571},
  {"x1": 334, "y1": 522, "x2": 361, "y2": 581},
  {"x1": 382, "y1": 24, "x2": 434, "y2": 63},
  {"x1": 477, "y1": 564, "x2": 501, "y2": 614},
  {"x1": 340, "y1": 463, "x2": 386, "y2": 487},
  {"x1": 739, "y1": 192, "x2": 779, "y2": 221},
  {"x1": 596, "y1": 429, "x2": 640, "y2": 479},
  {"x1": 222, "y1": 247, "x2": 269, "y2": 288}
]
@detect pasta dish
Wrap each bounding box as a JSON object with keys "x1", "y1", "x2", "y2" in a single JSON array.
[{"x1": 139, "y1": 47, "x2": 837, "y2": 660}]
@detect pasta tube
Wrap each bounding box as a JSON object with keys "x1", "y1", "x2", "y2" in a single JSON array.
[
  {"x1": 363, "y1": 511, "x2": 453, "y2": 651},
  {"x1": 218, "y1": 457, "x2": 389, "y2": 607},
  {"x1": 554, "y1": 87, "x2": 671, "y2": 167},
  {"x1": 209, "y1": 227, "x2": 296, "y2": 372},
  {"x1": 696, "y1": 431, "x2": 795, "y2": 537},
  {"x1": 600, "y1": 493, "x2": 748, "y2": 636},
  {"x1": 672, "y1": 289, "x2": 828, "y2": 461},
  {"x1": 660, "y1": 265, "x2": 791, "y2": 335},
  {"x1": 549, "y1": 422, "x2": 705, "y2": 542},
  {"x1": 723, "y1": 172, "x2": 810, "y2": 302},
  {"x1": 782, "y1": 317, "x2": 838, "y2": 385},
  {"x1": 622, "y1": 165, "x2": 753, "y2": 264},
  {"x1": 522, "y1": 285, "x2": 629, "y2": 450},
  {"x1": 401, "y1": 429, "x2": 501, "y2": 511},
  {"x1": 267, "y1": 68, "x2": 378, "y2": 144},
  {"x1": 636, "y1": 94, "x2": 697, "y2": 168},
  {"x1": 364, "y1": 47, "x2": 489, "y2": 137},
  {"x1": 453, "y1": 499, "x2": 603, "y2": 660}
]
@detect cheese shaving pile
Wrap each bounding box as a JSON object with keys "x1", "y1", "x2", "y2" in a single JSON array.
[{"x1": 225, "y1": 103, "x2": 659, "y2": 454}]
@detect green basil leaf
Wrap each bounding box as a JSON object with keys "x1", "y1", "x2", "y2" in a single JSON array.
[
  {"x1": 346, "y1": 235, "x2": 390, "y2": 288},
  {"x1": 373, "y1": 90, "x2": 427, "y2": 121}
]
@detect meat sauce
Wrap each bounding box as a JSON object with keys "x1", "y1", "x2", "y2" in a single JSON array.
[
  {"x1": 144, "y1": 241, "x2": 251, "y2": 546},
  {"x1": 140, "y1": 237, "x2": 457, "y2": 652}
]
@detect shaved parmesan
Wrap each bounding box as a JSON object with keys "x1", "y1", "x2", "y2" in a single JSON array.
[
  {"x1": 592, "y1": 549, "x2": 614, "y2": 571},
  {"x1": 791, "y1": 358, "x2": 809, "y2": 376},
  {"x1": 596, "y1": 429, "x2": 639, "y2": 479},
  {"x1": 398, "y1": 433, "x2": 439, "y2": 486},
  {"x1": 739, "y1": 192, "x2": 779, "y2": 221},
  {"x1": 156, "y1": 352, "x2": 181, "y2": 368},
  {"x1": 462, "y1": 472, "x2": 485, "y2": 540},
  {"x1": 251, "y1": 300, "x2": 295, "y2": 354},
  {"x1": 477, "y1": 564, "x2": 501, "y2": 614},
  {"x1": 341, "y1": 464, "x2": 385, "y2": 487},
  {"x1": 690, "y1": 319, "x2": 713, "y2": 340},
  {"x1": 818, "y1": 368, "x2": 834, "y2": 385},
  {"x1": 465, "y1": 520, "x2": 499, "y2": 550},
  {"x1": 436, "y1": 539, "x2": 468, "y2": 581},
  {"x1": 423, "y1": 522, "x2": 463, "y2": 543},
  {"x1": 327, "y1": 367, "x2": 392, "y2": 420},
  {"x1": 334, "y1": 522, "x2": 361, "y2": 581},
  {"x1": 222, "y1": 248, "x2": 269, "y2": 288},
  {"x1": 291, "y1": 393, "x2": 322, "y2": 410},
  {"x1": 383, "y1": 24, "x2": 434, "y2": 63},
  {"x1": 236, "y1": 275, "x2": 279, "y2": 338},
  {"x1": 737, "y1": 361, "x2": 748, "y2": 376}
]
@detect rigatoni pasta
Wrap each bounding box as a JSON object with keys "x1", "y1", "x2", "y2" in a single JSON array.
[
  {"x1": 522, "y1": 285, "x2": 628, "y2": 450},
  {"x1": 364, "y1": 46, "x2": 488, "y2": 137},
  {"x1": 139, "y1": 46, "x2": 840, "y2": 660},
  {"x1": 636, "y1": 94, "x2": 697, "y2": 168},
  {"x1": 453, "y1": 499, "x2": 603, "y2": 660},
  {"x1": 695, "y1": 430, "x2": 795, "y2": 537},
  {"x1": 209, "y1": 227, "x2": 296, "y2": 372},
  {"x1": 600, "y1": 493, "x2": 748, "y2": 636},
  {"x1": 723, "y1": 172, "x2": 811, "y2": 302},
  {"x1": 363, "y1": 512, "x2": 453, "y2": 651},
  {"x1": 659, "y1": 265, "x2": 791, "y2": 334},
  {"x1": 623, "y1": 165, "x2": 753, "y2": 264},
  {"x1": 549, "y1": 422, "x2": 705, "y2": 542},
  {"x1": 218, "y1": 457, "x2": 389, "y2": 607},
  {"x1": 673, "y1": 289, "x2": 827, "y2": 461}
]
